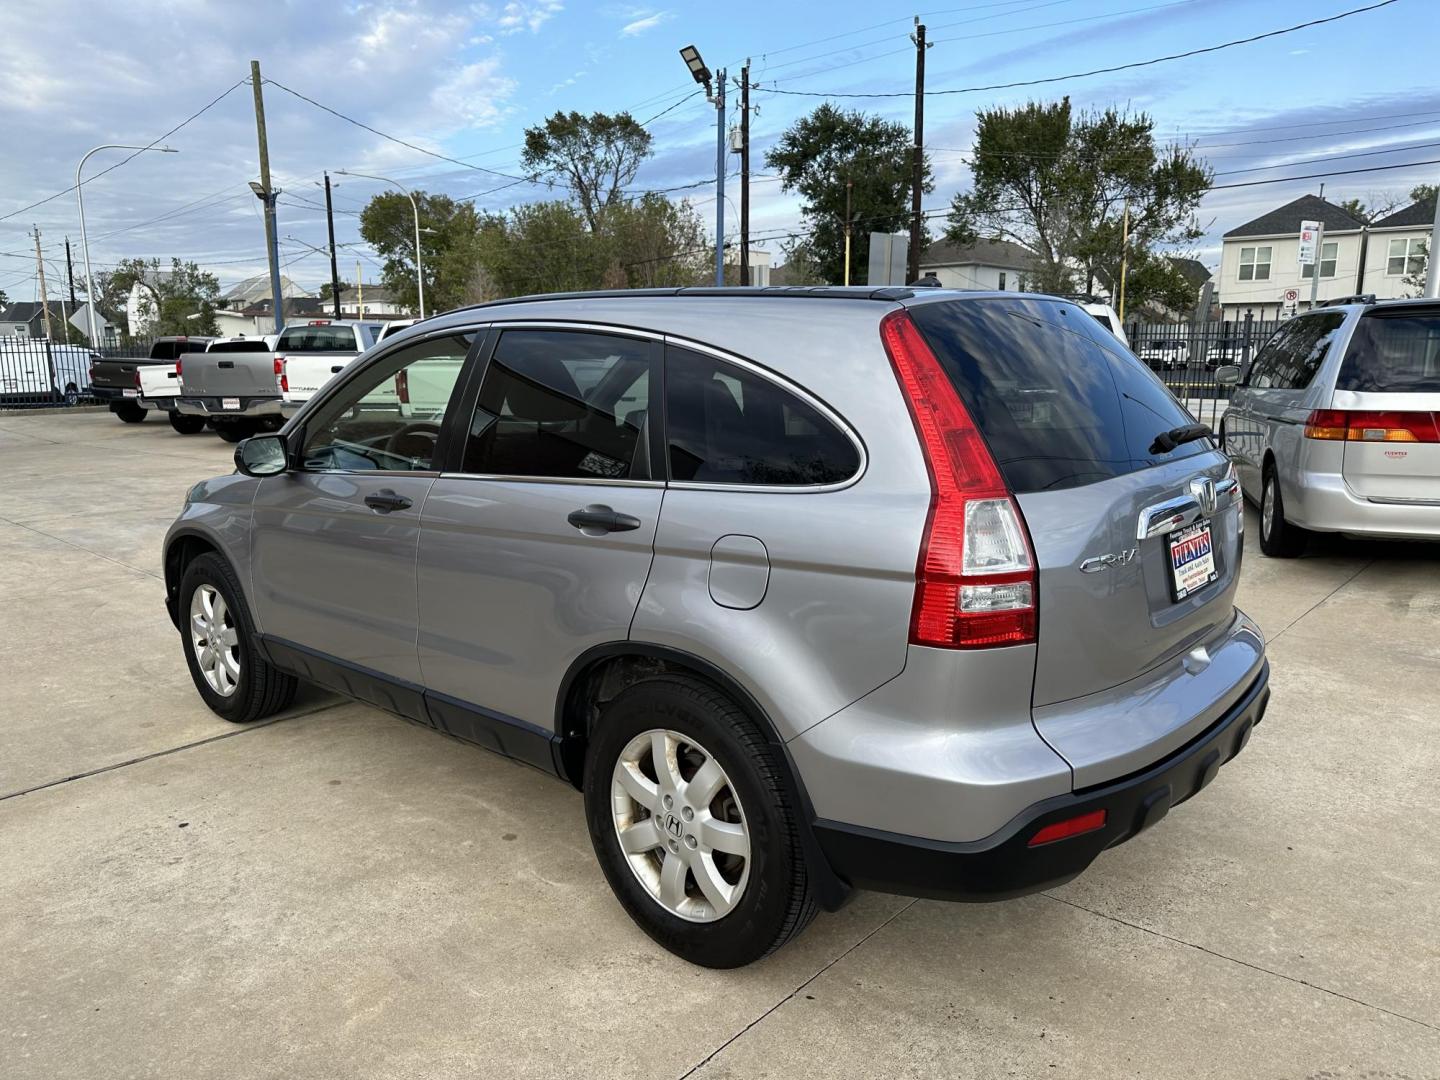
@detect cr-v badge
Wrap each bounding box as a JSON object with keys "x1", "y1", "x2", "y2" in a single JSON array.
[{"x1": 1080, "y1": 549, "x2": 1138, "y2": 573}]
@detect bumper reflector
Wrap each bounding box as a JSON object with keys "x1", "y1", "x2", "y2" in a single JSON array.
[{"x1": 1027, "y1": 809, "x2": 1108, "y2": 847}]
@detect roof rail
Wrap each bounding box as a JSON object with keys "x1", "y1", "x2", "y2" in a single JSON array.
[
  {"x1": 437, "y1": 285, "x2": 916, "y2": 319},
  {"x1": 1321, "y1": 293, "x2": 1377, "y2": 307}
]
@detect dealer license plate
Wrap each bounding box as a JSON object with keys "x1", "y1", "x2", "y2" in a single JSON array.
[
  {"x1": 1168, "y1": 520, "x2": 1217, "y2": 600},
  {"x1": 222, "y1": 397, "x2": 241, "y2": 411},
  {"x1": 122, "y1": 388, "x2": 139, "y2": 398}
]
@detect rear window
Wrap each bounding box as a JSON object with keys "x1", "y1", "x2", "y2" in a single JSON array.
[
  {"x1": 207, "y1": 339, "x2": 270, "y2": 353},
  {"x1": 150, "y1": 339, "x2": 210, "y2": 360},
  {"x1": 908, "y1": 298, "x2": 1200, "y2": 493},
  {"x1": 1337, "y1": 310, "x2": 1440, "y2": 392},
  {"x1": 278, "y1": 325, "x2": 358, "y2": 352}
]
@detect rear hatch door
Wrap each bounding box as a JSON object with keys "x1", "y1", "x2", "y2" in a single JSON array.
[
  {"x1": 186, "y1": 340, "x2": 276, "y2": 397},
  {"x1": 1334, "y1": 306, "x2": 1440, "y2": 502}
]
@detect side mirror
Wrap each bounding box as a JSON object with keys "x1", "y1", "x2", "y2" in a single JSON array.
[
  {"x1": 235, "y1": 433, "x2": 289, "y2": 477},
  {"x1": 1215, "y1": 364, "x2": 1242, "y2": 387}
]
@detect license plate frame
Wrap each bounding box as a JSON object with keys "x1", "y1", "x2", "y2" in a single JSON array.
[
  {"x1": 221, "y1": 397, "x2": 241, "y2": 411},
  {"x1": 1168, "y1": 519, "x2": 1217, "y2": 601},
  {"x1": 122, "y1": 388, "x2": 139, "y2": 398}
]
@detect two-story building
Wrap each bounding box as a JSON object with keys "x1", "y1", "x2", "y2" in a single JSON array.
[
  {"x1": 917, "y1": 238, "x2": 1035, "y2": 292},
  {"x1": 1218, "y1": 192, "x2": 1433, "y2": 321}
]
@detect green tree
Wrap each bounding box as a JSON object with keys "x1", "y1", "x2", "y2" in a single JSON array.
[
  {"x1": 109, "y1": 257, "x2": 221, "y2": 336},
  {"x1": 946, "y1": 98, "x2": 1210, "y2": 307},
  {"x1": 521, "y1": 111, "x2": 653, "y2": 231},
  {"x1": 0, "y1": 288, "x2": 8, "y2": 309},
  {"x1": 318, "y1": 279, "x2": 353, "y2": 301},
  {"x1": 359, "y1": 191, "x2": 487, "y2": 313},
  {"x1": 602, "y1": 194, "x2": 708, "y2": 288},
  {"x1": 766, "y1": 104, "x2": 931, "y2": 285}
]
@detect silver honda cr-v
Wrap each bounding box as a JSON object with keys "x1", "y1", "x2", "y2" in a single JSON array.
[{"x1": 163, "y1": 287, "x2": 1270, "y2": 967}]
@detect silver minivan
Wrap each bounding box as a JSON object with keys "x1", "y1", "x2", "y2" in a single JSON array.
[
  {"x1": 164, "y1": 288, "x2": 1269, "y2": 967},
  {"x1": 1222, "y1": 298, "x2": 1440, "y2": 555}
]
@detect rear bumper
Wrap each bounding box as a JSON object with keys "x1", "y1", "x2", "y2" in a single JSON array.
[
  {"x1": 89, "y1": 385, "x2": 127, "y2": 403},
  {"x1": 175, "y1": 396, "x2": 283, "y2": 419},
  {"x1": 813, "y1": 662, "x2": 1270, "y2": 902},
  {"x1": 1288, "y1": 468, "x2": 1440, "y2": 539},
  {"x1": 139, "y1": 395, "x2": 179, "y2": 411}
]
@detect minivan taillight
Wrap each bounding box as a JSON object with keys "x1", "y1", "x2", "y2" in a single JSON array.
[
  {"x1": 1304, "y1": 409, "x2": 1439, "y2": 442},
  {"x1": 275, "y1": 356, "x2": 288, "y2": 393},
  {"x1": 880, "y1": 309, "x2": 1038, "y2": 649}
]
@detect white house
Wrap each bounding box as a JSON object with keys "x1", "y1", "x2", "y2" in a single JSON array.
[
  {"x1": 0, "y1": 301, "x2": 116, "y2": 343},
  {"x1": 336, "y1": 286, "x2": 410, "y2": 318},
  {"x1": 918, "y1": 238, "x2": 1034, "y2": 291},
  {"x1": 723, "y1": 247, "x2": 773, "y2": 286},
  {"x1": 1218, "y1": 193, "x2": 1432, "y2": 321},
  {"x1": 222, "y1": 273, "x2": 314, "y2": 308}
]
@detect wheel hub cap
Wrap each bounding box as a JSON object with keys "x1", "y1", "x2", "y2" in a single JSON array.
[
  {"x1": 610, "y1": 729, "x2": 751, "y2": 923},
  {"x1": 189, "y1": 584, "x2": 240, "y2": 698}
]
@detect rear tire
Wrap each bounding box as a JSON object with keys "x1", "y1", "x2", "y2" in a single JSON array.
[
  {"x1": 179, "y1": 552, "x2": 296, "y2": 723},
  {"x1": 168, "y1": 411, "x2": 207, "y2": 435},
  {"x1": 114, "y1": 402, "x2": 146, "y2": 423},
  {"x1": 584, "y1": 676, "x2": 818, "y2": 968},
  {"x1": 213, "y1": 421, "x2": 256, "y2": 443},
  {"x1": 1260, "y1": 466, "x2": 1308, "y2": 558}
]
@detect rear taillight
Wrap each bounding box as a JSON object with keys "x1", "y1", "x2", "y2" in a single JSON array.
[
  {"x1": 275, "y1": 356, "x2": 288, "y2": 393},
  {"x1": 880, "y1": 309, "x2": 1038, "y2": 649},
  {"x1": 175, "y1": 358, "x2": 182, "y2": 377},
  {"x1": 134, "y1": 369, "x2": 142, "y2": 389},
  {"x1": 1304, "y1": 409, "x2": 1439, "y2": 442}
]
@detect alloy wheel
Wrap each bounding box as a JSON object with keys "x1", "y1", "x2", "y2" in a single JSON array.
[
  {"x1": 610, "y1": 729, "x2": 751, "y2": 923},
  {"x1": 1261, "y1": 478, "x2": 1276, "y2": 540},
  {"x1": 189, "y1": 584, "x2": 240, "y2": 697}
]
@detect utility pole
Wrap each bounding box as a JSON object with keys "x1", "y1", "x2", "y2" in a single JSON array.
[
  {"x1": 714, "y1": 68, "x2": 726, "y2": 287},
  {"x1": 1117, "y1": 199, "x2": 1130, "y2": 321},
  {"x1": 844, "y1": 178, "x2": 854, "y2": 286},
  {"x1": 908, "y1": 19, "x2": 929, "y2": 285},
  {"x1": 356, "y1": 260, "x2": 364, "y2": 319},
  {"x1": 33, "y1": 227, "x2": 54, "y2": 341},
  {"x1": 323, "y1": 173, "x2": 343, "y2": 319},
  {"x1": 739, "y1": 62, "x2": 751, "y2": 286},
  {"x1": 65, "y1": 237, "x2": 77, "y2": 308},
  {"x1": 250, "y1": 60, "x2": 284, "y2": 334}
]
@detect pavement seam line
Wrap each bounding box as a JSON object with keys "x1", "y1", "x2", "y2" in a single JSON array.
[
  {"x1": 0, "y1": 700, "x2": 344, "y2": 802},
  {"x1": 0, "y1": 512, "x2": 164, "y2": 582},
  {"x1": 674, "y1": 898, "x2": 921, "y2": 1080},
  {"x1": 1043, "y1": 893, "x2": 1440, "y2": 1033},
  {"x1": 1264, "y1": 557, "x2": 1374, "y2": 643}
]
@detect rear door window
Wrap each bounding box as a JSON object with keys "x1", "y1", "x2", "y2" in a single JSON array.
[
  {"x1": 1337, "y1": 309, "x2": 1440, "y2": 391},
  {"x1": 664, "y1": 346, "x2": 860, "y2": 486}
]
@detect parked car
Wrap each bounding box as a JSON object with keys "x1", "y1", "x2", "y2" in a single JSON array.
[
  {"x1": 1138, "y1": 338, "x2": 1191, "y2": 369},
  {"x1": 0, "y1": 339, "x2": 98, "y2": 405},
  {"x1": 1220, "y1": 297, "x2": 1440, "y2": 556},
  {"x1": 174, "y1": 335, "x2": 283, "y2": 442},
  {"x1": 1205, "y1": 341, "x2": 1245, "y2": 368},
  {"x1": 164, "y1": 287, "x2": 1267, "y2": 968},
  {"x1": 90, "y1": 336, "x2": 214, "y2": 422},
  {"x1": 274, "y1": 319, "x2": 383, "y2": 416},
  {"x1": 135, "y1": 362, "x2": 206, "y2": 433},
  {"x1": 1077, "y1": 300, "x2": 1128, "y2": 347}
]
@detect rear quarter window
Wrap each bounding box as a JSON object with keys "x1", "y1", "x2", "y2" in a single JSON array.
[{"x1": 1337, "y1": 310, "x2": 1440, "y2": 392}]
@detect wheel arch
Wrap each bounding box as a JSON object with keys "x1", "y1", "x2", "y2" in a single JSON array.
[
  {"x1": 556, "y1": 641, "x2": 851, "y2": 910},
  {"x1": 163, "y1": 529, "x2": 224, "y2": 630}
]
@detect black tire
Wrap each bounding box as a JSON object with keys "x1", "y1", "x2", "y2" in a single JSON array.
[
  {"x1": 178, "y1": 552, "x2": 297, "y2": 723},
  {"x1": 1259, "y1": 466, "x2": 1308, "y2": 558},
  {"x1": 584, "y1": 676, "x2": 818, "y2": 968},
  {"x1": 213, "y1": 422, "x2": 256, "y2": 443},
  {"x1": 114, "y1": 401, "x2": 146, "y2": 423},
  {"x1": 168, "y1": 411, "x2": 207, "y2": 435},
  {"x1": 64, "y1": 383, "x2": 80, "y2": 406}
]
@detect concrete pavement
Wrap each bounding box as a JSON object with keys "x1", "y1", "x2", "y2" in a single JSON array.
[{"x1": 2, "y1": 409, "x2": 1438, "y2": 1079}]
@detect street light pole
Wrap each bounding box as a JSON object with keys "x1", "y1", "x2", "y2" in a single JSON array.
[
  {"x1": 336, "y1": 170, "x2": 425, "y2": 318},
  {"x1": 714, "y1": 68, "x2": 726, "y2": 287},
  {"x1": 75, "y1": 143, "x2": 178, "y2": 346}
]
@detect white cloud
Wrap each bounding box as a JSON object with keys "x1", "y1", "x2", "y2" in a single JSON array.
[
  {"x1": 431, "y1": 58, "x2": 518, "y2": 130},
  {"x1": 620, "y1": 10, "x2": 670, "y2": 36},
  {"x1": 495, "y1": 1, "x2": 563, "y2": 35}
]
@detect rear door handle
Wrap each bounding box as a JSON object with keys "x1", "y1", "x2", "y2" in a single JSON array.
[
  {"x1": 567, "y1": 505, "x2": 641, "y2": 533},
  {"x1": 364, "y1": 489, "x2": 413, "y2": 513}
]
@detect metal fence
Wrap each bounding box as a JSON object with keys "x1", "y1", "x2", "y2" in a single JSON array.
[
  {"x1": 1126, "y1": 318, "x2": 1283, "y2": 430},
  {"x1": 0, "y1": 337, "x2": 165, "y2": 411}
]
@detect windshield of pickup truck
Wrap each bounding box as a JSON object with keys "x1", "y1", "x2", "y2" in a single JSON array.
[{"x1": 278, "y1": 326, "x2": 360, "y2": 352}]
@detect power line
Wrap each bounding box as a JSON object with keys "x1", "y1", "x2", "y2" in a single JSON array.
[
  {"x1": 1210, "y1": 155, "x2": 1440, "y2": 191},
  {"x1": 1212, "y1": 139, "x2": 1440, "y2": 177},
  {"x1": 754, "y1": 0, "x2": 1400, "y2": 98}
]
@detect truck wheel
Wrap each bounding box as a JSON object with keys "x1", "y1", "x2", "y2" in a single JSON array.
[
  {"x1": 179, "y1": 552, "x2": 297, "y2": 723},
  {"x1": 1260, "y1": 467, "x2": 1308, "y2": 558},
  {"x1": 168, "y1": 412, "x2": 207, "y2": 435},
  {"x1": 584, "y1": 676, "x2": 818, "y2": 968},
  {"x1": 114, "y1": 402, "x2": 146, "y2": 423},
  {"x1": 213, "y1": 422, "x2": 256, "y2": 443},
  {"x1": 64, "y1": 383, "x2": 80, "y2": 406}
]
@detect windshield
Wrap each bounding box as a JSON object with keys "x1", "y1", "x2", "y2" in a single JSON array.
[{"x1": 1337, "y1": 309, "x2": 1440, "y2": 392}]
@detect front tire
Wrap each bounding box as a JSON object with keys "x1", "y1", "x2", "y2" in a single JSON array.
[
  {"x1": 168, "y1": 411, "x2": 207, "y2": 434},
  {"x1": 179, "y1": 552, "x2": 297, "y2": 723},
  {"x1": 1260, "y1": 467, "x2": 1308, "y2": 558},
  {"x1": 584, "y1": 676, "x2": 817, "y2": 968}
]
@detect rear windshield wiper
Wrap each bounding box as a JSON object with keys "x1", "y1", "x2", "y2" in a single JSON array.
[{"x1": 1149, "y1": 422, "x2": 1212, "y2": 455}]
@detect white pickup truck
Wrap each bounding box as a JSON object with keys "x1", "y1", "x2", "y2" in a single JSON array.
[{"x1": 276, "y1": 319, "x2": 383, "y2": 416}]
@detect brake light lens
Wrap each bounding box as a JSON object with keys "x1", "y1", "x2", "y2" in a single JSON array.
[
  {"x1": 1028, "y1": 809, "x2": 1108, "y2": 847},
  {"x1": 1304, "y1": 409, "x2": 1439, "y2": 442},
  {"x1": 134, "y1": 368, "x2": 142, "y2": 389},
  {"x1": 275, "y1": 356, "x2": 288, "y2": 393},
  {"x1": 880, "y1": 309, "x2": 1037, "y2": 649},
  {"x1": 175, "y1": 358, "x2": 182, "y2": 378}
]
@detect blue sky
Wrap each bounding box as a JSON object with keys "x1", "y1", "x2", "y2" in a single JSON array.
[{"x1": 2, "y1": 0, "x2": 1436, "y2": 300}]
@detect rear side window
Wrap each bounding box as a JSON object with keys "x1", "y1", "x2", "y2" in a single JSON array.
[
  {"x1": 1248, "y1": 313, "x2": 1345, "y2": 390},
  {"x1": 206, "y1": 340, "x2": 269, "y2": 353},
  {"x1": 463, "y1": 329, "x2": 651, "y2": 480},
  {"x1": 1337, "y1": 310, "x2": 1440, "y2": 392},
  {"x1": 664, "y1": 346, "x2": 859, "y2": 486},
  {"x1": 278, "y1": 325, "x2": 358, "y2": 352}
]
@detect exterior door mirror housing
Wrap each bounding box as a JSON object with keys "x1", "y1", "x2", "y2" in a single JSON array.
[
  {"x1": 1215, "y1": 364, "x2": 1242, "y2": 387},
  {"x1": 235, "y1": 433, "x2": 289, "y2": 477}
]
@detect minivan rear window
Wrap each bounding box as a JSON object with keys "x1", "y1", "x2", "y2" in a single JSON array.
[
  {"x1": 908, "y1": 298, "x2": 1200, "y2": 493},
  {"x1": 1337, "y1": 309, "x2": 1440, "y2": 392}
]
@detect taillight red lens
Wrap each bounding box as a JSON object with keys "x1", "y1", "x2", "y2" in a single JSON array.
[
  {"x1": 134, "y1": 369, "x2": 142, "y2": 388},
  {"x1": 880, "y1": 309, "x2": 1038, "y2": 649},
  {"x1": 274, "y1": 356, "x2": 288, "y2": 393},
  {"x1": 1304, "y1": 409, "x2": 1439, "y2": 442},
  {"x1": 175, "y1": 358, "x2": 182, "y2": 378},
  {"x1": 1028, "y1": 809, "x2": 1108, "y2": 847}
]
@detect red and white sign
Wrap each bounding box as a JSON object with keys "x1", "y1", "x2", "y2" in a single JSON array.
[{"x1": 1297, "y1": 220, "x2": 1322, "y2": 265}]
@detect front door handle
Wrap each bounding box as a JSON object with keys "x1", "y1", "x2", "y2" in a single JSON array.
[
  {"x1": 567, "y1": 504, "x2": 642, "y2": 533},
  {"x1": 364, "y1": 489, "x2": 412, "y2": 513}
]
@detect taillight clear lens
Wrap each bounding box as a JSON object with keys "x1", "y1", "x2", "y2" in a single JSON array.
[{"x1": 962, "y1": 498, "x2": 1032, "y2": 574}]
